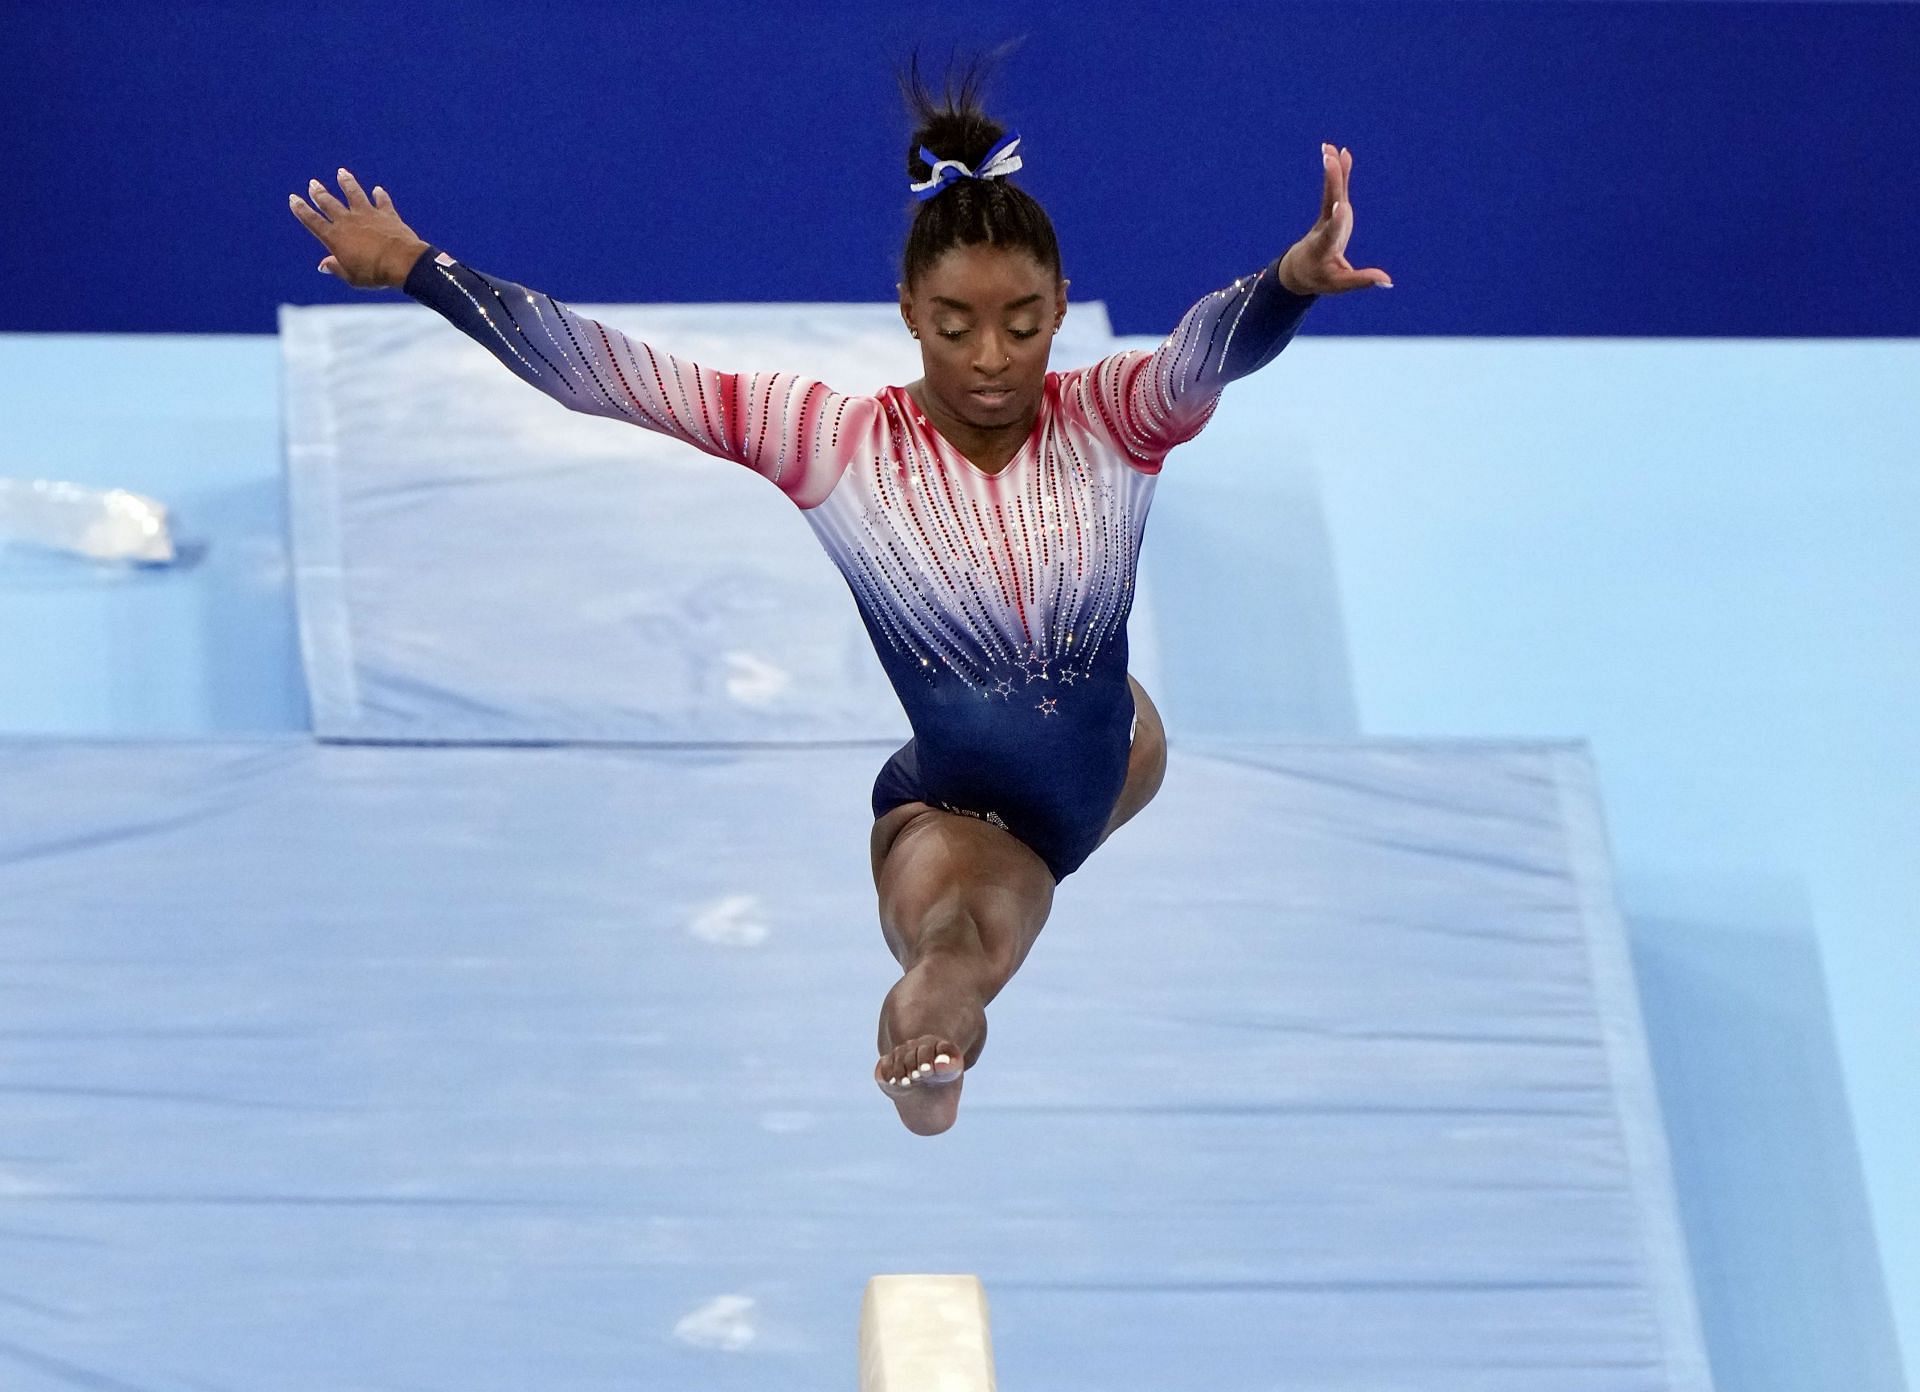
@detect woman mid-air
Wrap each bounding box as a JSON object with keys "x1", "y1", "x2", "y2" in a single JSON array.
[{"x1": 289, "y1": 66, "x2": 1391, "y2": 1136}]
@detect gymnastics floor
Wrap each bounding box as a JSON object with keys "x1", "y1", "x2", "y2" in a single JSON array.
[
  {"x1": 0, "y1": 736, "x2": 1702, "y2": 1390},
  {"x1": 0, "y1": 299, "x2": 1732, "y2": 1388}
]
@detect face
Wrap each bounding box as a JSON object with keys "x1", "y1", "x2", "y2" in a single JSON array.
[{"x1": 899, "y1": 243, "x2": 1068, "y2": 432}]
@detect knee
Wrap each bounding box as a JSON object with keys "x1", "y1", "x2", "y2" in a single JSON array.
[
  {"x1": 1128, "y1": 674, "x2": 1166, "y2": 744},
  {"x1": 1129, "y1": 681, "x2": 1168, "y2": 779},
  {"x1": 918, "y1": 906, "x2": 999, "y2": 966}
]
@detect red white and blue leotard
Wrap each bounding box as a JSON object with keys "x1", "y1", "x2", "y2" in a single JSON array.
[{"x1": 402, "y1": 245, "x2": 1316, "y2": 880}]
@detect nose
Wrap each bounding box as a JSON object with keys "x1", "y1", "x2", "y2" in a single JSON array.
[{"x1": 973, "y1": 332, "x2": 1013, "y2": 376}]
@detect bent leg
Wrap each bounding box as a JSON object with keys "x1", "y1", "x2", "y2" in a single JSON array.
[
  {"x1": 867, "y1": 804, "x2": 1056, "y2": 1135},
  {"x1": 1095, "y1": 673, "x2": 1168, "y2": 850}
]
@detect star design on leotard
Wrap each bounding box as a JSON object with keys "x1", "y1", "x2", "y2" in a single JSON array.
[
  {"x1": 992, "y1": 678, "x2": 1016, "y2": 698},
  {"x1": 1020, "y1": 652, "x2": 1050, "y2": 683},
  {"x1": 1035, "y1": 696, "x2": 1059, "y2": 717},
  {"x1": 1056, "y1": 666, "x2": 1078, "y2": 686}
]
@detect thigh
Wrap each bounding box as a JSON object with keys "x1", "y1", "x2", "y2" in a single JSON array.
[
  {"x1": 869, "y1": 803, "x2": 1056, "y2": 990},
  {"x1": 870, "y1": 799, "x2": 933, "y2": 889}
]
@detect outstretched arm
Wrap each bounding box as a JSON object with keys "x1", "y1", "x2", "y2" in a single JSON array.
[
  {"x1": 287, "y1": 169, "x2": 861, "y2": 508},
  {"x1": 1074, "y1": 140, "x2": 1393, "y2": 461}
]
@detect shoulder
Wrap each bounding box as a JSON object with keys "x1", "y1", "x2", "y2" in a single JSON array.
[{"x1": 1048, "y1": 352, "x2": 1154, "y2": 429}]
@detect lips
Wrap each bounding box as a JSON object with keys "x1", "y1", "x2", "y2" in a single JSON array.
[{"x1": 970, "y1": 387, "x2": 1014, "y2": 407}]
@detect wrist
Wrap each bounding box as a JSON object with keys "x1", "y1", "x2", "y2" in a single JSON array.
[
  {"x1": 1276, "y1": 249, "x2": 1313, "y2": 297},
  {"x1": 383, "y1": 238, "x2": 432, "y2": 289}
]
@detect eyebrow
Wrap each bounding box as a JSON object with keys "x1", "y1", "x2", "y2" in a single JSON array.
[{"x1": 931, "y1": 294, "x2": 1046, "y2": 312}]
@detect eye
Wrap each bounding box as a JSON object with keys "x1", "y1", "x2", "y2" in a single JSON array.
[
  {"x1": 938, "y1": 329, "x2": 967, "y2": 341},
  {"x1": 1010, "y1": 328, "x2": 1040, "y2": 340}
]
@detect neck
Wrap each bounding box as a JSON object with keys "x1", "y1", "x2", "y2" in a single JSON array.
[{"x1": 907, "y1": 382, "x2": 1034, "y2": 474}]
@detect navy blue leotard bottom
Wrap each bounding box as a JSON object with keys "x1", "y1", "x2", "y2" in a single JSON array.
[{"x1": 869, "y1": 701, "x2": 1139, "y2": 884}]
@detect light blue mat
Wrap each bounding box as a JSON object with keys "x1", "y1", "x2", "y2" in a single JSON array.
[{"x1": 0, "y1": 736, "x2": 1707, "y2": 1390}]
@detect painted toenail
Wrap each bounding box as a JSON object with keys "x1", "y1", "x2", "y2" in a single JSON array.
[{"x1": 935, "y1": 1054, "x2": 951, "y2": 1065}]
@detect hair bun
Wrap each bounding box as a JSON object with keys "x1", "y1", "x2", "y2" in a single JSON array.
[
  {"x1": 908, "y1": 110, "x2": 1007, "y2": 182},
  {"x1": 900, "y1": 53, "x2": 1009, "y2": 184},
  {"x1": 896, "y1": 48, "x2": 1061, "y2": 290}
]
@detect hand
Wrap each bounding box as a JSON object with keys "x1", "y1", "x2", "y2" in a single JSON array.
[
  {"x1": 288, "y1": 168, "x2": 430, "y2": 290},
  {"x1": 1277, "y1": 143, "x2": 1393, "y2": 295}
]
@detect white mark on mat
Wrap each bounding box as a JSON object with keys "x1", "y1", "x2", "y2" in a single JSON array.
[
  {"x1": 723, "y1": 650, "x2": 792, "y2": 706},
  {"x1": 674, "y1": 1294, "x2": 757, "y2": 1351},
  {"x1": 688, "y1": 894, "x2": 770, "y2": 948}
]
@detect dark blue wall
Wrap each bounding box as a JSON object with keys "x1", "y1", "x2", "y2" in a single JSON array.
[{"x1": 4, "y1": 1, "x2": 1915, "y2": 336}]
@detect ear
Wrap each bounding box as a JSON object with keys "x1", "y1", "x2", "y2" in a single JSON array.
[
  {"x1": 1054, "y1": 277, "x2": 1071, "y2": 331},
  {"x1": 897, "y1": 282, "x2": 919, "y2": 340}
]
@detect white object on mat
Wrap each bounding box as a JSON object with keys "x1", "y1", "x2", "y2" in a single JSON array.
[
  {"x1": 860, "y1": 1275, "x2": 997, "y2": 1392},
  {"x1": 0, "y1": 477, "x2": 175, "y2": 563}
]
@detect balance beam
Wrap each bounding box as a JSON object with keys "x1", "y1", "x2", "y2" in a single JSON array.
[{"x1": 859, "y1": 1275, "x2": 997, "y2": 1391}]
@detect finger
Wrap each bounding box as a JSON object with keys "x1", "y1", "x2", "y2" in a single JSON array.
[
  {"x1": 336, "y1": 166, "x2": 373, "y2": 210},
  {"x1": 306, "y1": 176, "x2": 348, "y2": 218},
  {"x1": 1340, "y1": 146, "x2": 1353, "y2": 206},
  {"x1": 372, "y1": 184, "x2": 394, "y2": 211},
  {"x1": 1336, "y1": 264, "x2": 1394, "y2": 291},
  {"x1": 1318, "y1": 200, "x2": 1353, "y2": 261},
  {"x1": 319, "y1": 256, "x2": 339, "y2": 277},
  {"x1": 287, "y1": 193, "x2": 336, "y2": 245},
  {"x1": 1319, "y1": 142, "x2": 1338, "y2": 220},
  {"x1": 1323, "y1": 197, "x2": 1350, "y2": 247}
]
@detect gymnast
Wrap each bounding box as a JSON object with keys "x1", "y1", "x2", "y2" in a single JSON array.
[{"x1": 288, "y1": 62, "x2": 1391, "y2": 1136}]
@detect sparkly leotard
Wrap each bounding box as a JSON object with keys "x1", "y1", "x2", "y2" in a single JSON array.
[{"x1": 403, "y1": 245, "x2": 1316, "y2": 880}]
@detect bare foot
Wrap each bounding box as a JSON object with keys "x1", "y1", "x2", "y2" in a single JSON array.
[
  {"x1": 874, "y1": 954, "x2": 987, "y2": 1136},
  {"x1": 874, "y1": 1040, "x2": 965, "y2": 1136}
]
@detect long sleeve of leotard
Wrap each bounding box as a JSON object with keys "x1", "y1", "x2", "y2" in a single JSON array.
[
  {"x1": 400, "y1": 244, "x2": 863, "y2": 508},
  {"x1": 1070, "y1": 258, "x2": 1317, "y2": 464}
]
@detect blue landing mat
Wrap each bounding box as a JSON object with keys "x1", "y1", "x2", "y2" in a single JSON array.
[{"x1": 0, "y1": 738, "x2": 1707, "y2": 1391}]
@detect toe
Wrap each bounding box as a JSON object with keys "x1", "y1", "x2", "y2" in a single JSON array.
[
  {"x1": 917, "y1": 1043, "x2": 962, "y2": 1087},
  {"x1": 881, "y1": 1042, "x2": 926, "y2": 1090},
  {"x1": 876, "y1": 1037, "x2": 965, "y2": 1096}
]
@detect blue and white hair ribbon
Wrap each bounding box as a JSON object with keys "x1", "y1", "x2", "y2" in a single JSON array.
[{"x1": 909, "y1": 132, "x2": 1024, "y2": 202}]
